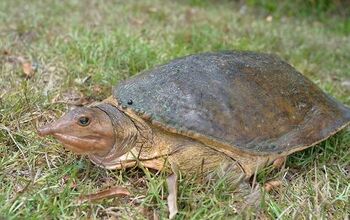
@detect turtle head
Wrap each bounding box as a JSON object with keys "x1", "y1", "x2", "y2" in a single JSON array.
[{"x1": 38, "y1": 107, "x2": 115, "y2": 156}]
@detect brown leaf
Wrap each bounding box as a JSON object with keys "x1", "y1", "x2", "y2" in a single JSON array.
[
  {"x1": 74, "y1": 75, "x2": 91, "y2": 85},
  {"x1": 266, "y1": 15, "x2": 273, "y2": 22},
  {"x1": 167, "y1": 173, "x2": 178, "y2": 219},
  {"x1": 341, "y1": 80, "x2": 350, "y2": 90},
  {"x1": 129, "y1": 18, "x2": 145, "y2": 26},
  {"x1": 92, "y1": 85, "x2": 103, "y2": 94},
  {"x1": 185, "y1": 8, "x2": 197, "y2": 23},
  {"x1": 140, "y1": 207, "x2": 154, "y2": 220},
  {"x1": 22, "y1": 62, "x2": 33, "y2": 77},
  {"x1": 153, "y1": 209, "x2": 160, "y2": 220},
  {"x1": 264, "y1": 180, "x2": 282, "y2": 192},
  {"x1": 147, "y1": 7, "x2": 158, "y2": 13},
  {"x1": 51, "y1": 90, "x2": 93, "y2": 106},
  {"x1": 2, "y1": 49, "x2": 10, "y2": 55},
  {"x1": 77, "y1": 186, "x2": 130, "y2": 205}
]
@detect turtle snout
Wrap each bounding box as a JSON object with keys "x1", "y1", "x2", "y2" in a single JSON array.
[{"x1": 37, "y1": 124, "x2": 55, "y2": 136}]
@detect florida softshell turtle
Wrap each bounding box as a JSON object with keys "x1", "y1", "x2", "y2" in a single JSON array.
[{"x1": 38, "y1": 51, "x2": 350, "y2": 210}]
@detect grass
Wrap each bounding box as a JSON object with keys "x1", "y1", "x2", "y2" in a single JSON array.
[{"x1": 0, "y1": 0, "x2": 349, "y2": 219}]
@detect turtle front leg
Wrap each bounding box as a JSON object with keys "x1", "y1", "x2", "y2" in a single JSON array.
[
  {"x1": 164, "y1": 141, "x2": 266, "y2": 216},
  {"x1": 167, "y1": 141, "x2": 247, "y2": 183}
]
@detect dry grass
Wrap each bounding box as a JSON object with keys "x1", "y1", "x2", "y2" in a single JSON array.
[{"x1": 0, "y1": 0, "x2": 349, "y2": 219}]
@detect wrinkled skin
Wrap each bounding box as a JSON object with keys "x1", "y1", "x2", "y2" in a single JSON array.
[{"x1": 38, "y1": 107, "x2": 115, "y2": 156}]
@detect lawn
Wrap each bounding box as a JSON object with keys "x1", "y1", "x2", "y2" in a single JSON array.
[{"x1": 0, "y1": 0, "x2": 349, "y2": 219}]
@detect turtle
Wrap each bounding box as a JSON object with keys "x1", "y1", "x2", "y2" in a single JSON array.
[{"x1": 38, "y1": 51, "x2": 350, "y2": 213}]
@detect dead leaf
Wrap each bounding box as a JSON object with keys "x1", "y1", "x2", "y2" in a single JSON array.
[
  {"x1": 22, "y1": 61, "x2": 34, "y2": 78},
  {"x1": 130, "y1": 18, "x2": 145, "y2": 26},
  {"x1": 2, "y1": 49, "x2": 10, "y2": 55},
  {"x1": 185, "y1": 8, "x2": 197, "y2": 23},
  {"x1": 341, "y1": 80, "x2": 350, "y2": 90},
  {"x1": 77, "y1": 186, "x2": 130, "y2": 205},
  {"x1": 266, "y1": 15, "x2": 273, "y2": 22},
  {"x1": 264, "y1": 180, "x2": 282, "y2": 192},
  {"x1": 139, "y1": 207, "x2": 155, "y2": 220},
  {"x1": 51, "y1": 90, "x2": 93, "y2": 106},
  {"x1": 153, "y1": 209, "x2": 160, "y2": 220},
  {"x1": 73, "y1": 96, "x2": 91, "y2": 106},
  {"x1": 14, "y1": 56, "x2": 36, "y2": 78},
  {"x1": 148, "y1": 7, "x2": 158, "y2": 13},
  {"x1": 167, "y1": 173, "x2": 178, "y2": 219},
  {"x1": 92, "y1": 85, "x2": 103, "y2": 94},
  {"x1": 74, "y1": 75, "x2": 91, "y2": 85}
]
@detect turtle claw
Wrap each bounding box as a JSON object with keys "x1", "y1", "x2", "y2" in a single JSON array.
[
  {"x1": 264, "y1": 180, "x2": 282, "y2": 192},
  {"x1": 272, "y1": 157, "x2": 286, "y2": 169}
]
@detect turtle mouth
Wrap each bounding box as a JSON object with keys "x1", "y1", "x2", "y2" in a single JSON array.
[
  {"x1": 62, "y1": 143, "x2": 90, "y2": 155},
  {"x1": 50, "y1": 132, "x2": 110, "y2": 156}
]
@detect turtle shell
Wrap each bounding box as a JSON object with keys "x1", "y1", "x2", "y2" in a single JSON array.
[{"x1": 113, "y1": 51, "x2": 350, "y2": 155}]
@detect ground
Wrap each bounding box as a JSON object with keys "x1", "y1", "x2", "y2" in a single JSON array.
[{"x1": 0, "y1": 0, "x2": 349, "y2": 219}]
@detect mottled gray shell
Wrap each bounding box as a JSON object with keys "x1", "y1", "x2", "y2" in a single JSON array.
[{"x1": 113, "y1": 51, "x2": 350, "y2": 155}]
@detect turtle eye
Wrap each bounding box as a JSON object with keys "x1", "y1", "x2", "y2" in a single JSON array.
[{"x1": 78, "y1": 117, "x2": 90, "y2": 126}]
